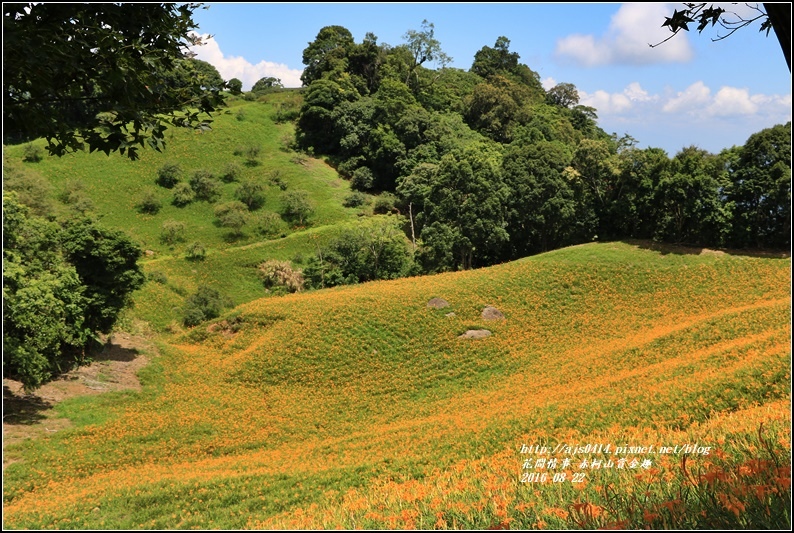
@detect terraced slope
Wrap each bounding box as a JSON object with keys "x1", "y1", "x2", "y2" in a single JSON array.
[{"x1": 3, "y1": 242, "x2": 790, "y2": 529}]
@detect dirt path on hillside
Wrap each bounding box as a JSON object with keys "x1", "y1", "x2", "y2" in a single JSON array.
[{"x1": 3, "y1": 332, "x2": 155, "y2": 470}]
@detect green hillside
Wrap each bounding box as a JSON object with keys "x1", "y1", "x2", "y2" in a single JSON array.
[
  {"x1": 4, "y1": 93, "x2": 398, "y2": 332},
  {"x1": 3, "y1": 241, "x2": 790, "y2": 529}
]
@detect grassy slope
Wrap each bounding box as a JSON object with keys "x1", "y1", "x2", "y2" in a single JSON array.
[
  {"x1": 3, "y1": 241, "x2": 790, "y2": 529},
  {"x1": 3, "y1": 93, "x2": 382, "y2": 330}
]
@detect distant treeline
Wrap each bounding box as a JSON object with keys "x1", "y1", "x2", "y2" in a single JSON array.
[{"x1": 293, "y1": 24, "x2": 791, "y2": 271}]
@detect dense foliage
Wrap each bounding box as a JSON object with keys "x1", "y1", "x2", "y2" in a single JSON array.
[
  {"x1": 295, "y1": 23, "x2": 791, "y2": 271},
  {"x1": 3, "y1": 192, "x2": 144, "y2": 389},
  {"x1": 3, "y1": 3, "x2": 225, "y2": 159}
]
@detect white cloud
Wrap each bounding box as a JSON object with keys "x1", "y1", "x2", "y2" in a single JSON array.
[
  {"x1": 624, "y1": 82, "x2": 654, "y2": 102},
  {"x1": 580, "y1": 89, "x2": 633, "y2": 114},
  {"x1": 541, "y1": 77, "x2": 557, "y2": 91},
  {"x1": 555, "y1": 3, "x2": 693, "y2": 66},
  {"x1": 708, "y1": 86, "x2": 758, "y2": 116},
  {"x1": 579, "y1": 80, "x2": 790, "y2": 126},
  {"x1": 188, "y1": 34, "x2": 303, "y2": 90},
  {"x1": 579, "y1": 82, "x2": 658, "y2": 114},
  {"x1": 662, "y1": 81, "x2": 711, "y2": 114}
]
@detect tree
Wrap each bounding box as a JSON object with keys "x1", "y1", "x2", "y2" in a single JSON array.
[
  {"x1": 227, "y1": 78, "x2": 243, "y2": 95},
  {"x1": 402, "y1": 20, "x2": 452, "y2": 91},
  {"x1": 235, "y1": 179, "x2": 266, "y2": 210},
  {"x1": 502, "y1": 141, "x2": 584, "y2": 256},
  {"x1": 471, "y1": 36, "x2": 520, "y2": 78},
  {"x1": 726, "y1": 122, "x2": 791, "y2": 248},
  {"x1": 301, "y1": 25, "x2": 355, "y2": 86},
  {"x1": 251, "y1": 77, "x2": 283, "y2": 92},
  {"x1": 60, "y1": 219, "x2": 146, "y2": 334},
  {"x1": 214, "y1": 201, "x2": 249, "y2": 237},
  {"x1": 189, "y1": 59, "x2": 225, "y2": 91},
  {"x1": 3, "y1": 3, "x2": 225, "y2": 159},
  {"x1": 3, "y1": 194, "x2": 144, "y2": 389},
  {"x1": 652, "y1": 146, "x2": 731, "y2": 246},
  {"x1": 412, "y1": 143, "x2": 510, "y2": 271},
  {"x1": 653, "y1": 3, "x2": 790, "y2": 71},
  {"x1": 280, "y1": 190, "x2": 314, "y2": 226},
  {"x1": 546, "y1": 83, "x2": 580, "y2": 108}
]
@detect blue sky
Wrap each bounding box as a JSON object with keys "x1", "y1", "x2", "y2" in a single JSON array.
[{"x1": 189, "y1": 2, "x2": 791, "y2": 156}]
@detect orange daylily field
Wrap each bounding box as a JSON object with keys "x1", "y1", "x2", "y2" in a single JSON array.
[{"x1": 3, "y1": 241, "x2": 790, "y2": 529}]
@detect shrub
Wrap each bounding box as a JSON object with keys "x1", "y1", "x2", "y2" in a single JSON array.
[
  {"x1": 214, "y1": 201, "x2": 248, "y2": 235},
  {"x1": 227, "y1": 78, "x2": 243, "y2": 95},
  {"x1": 156, "y1": 162, "x2": 182, "y2": 188},
  {"x1": 22, "y1": 143, "x2": 44, "y2": 163},
  {"x1": 235, "y1": 144, "x2": 261, "y2": 166},
  {"x1": 147, "y1": 270, "x2": 168, "y2": 284},
  {"x1": 185, "y1": 241, "x2": 207, "y2": 261},
  {"x1": 280, "y1": 190, "x2": 314, "y2": 226},
  {"x1": 351, "y1": 167, "x2": 375, "y2": 192},
  {"x1": 189, "y1": 169, "x2": 221, "y2": 202},
  {"x1": 373, "y1": 192, "x2": 398, "y2": 215},
  {"x1": 137, "y1": 190, "x2": 162, "y2": 214},
  {"x1": 172, "y1": 182, "x2": 195, "y2": 207},
  {"x1": 220, "y1": 162, "x2": 242, "y2": 183},
  {"x1": 337, "y1": 157, "x2": 365, "y2": 178},
  {"x1": 3, "y1": 161, "x2": 54, "y2": 216},
  {"x1": 235, "y1": 179, "x2": 266, "y2": 210},
  {"x1": 258, "y1": 260, "x2": 304, "y2": 293},
  {"x1": 343, "y1": 191, "x2": 368, "y2": 208},
  {"x1": 252, "y1": 211, "x2": 287, "y2": 238},
  {"x1": 235, "y1": 108, "x2": 246, "y2": 121},
  {"x1": 160, "y1": 220, "x2": 187, "y2": 245},
  {"x1": 272, "y1": 102, "x2": 300, "y2": 123},
  {"x1": 182, "y1": 286, "x2": 230, "y2": 327},
  {"x1": 268, "y1": 170, "x2": 288, "y2": 190},
  {"x1": 58, "y1": 181, "x2": 95, "y2": 214}
]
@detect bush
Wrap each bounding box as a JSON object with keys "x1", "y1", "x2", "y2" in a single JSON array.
[
  {"x1": 351, "y1": 167, "x2": 375, "y2": 192},
  {"x1": 58, "y1": 181, "x2": 95, "y2": 214},
  {"x1": 234, "y1": 144, "x2": 261, "y2": 166},
  {"x1": 185, "y1": 241, "x2": 207, "y2": 261},
  {"x1": 156, "y1": 162, "x2": 182, "y2": 188},
  {"x1": 182, "y1": 286, "x2": 230, "y2": 327},
  {"x1": 3, "y1": 160, "x2": 54, "y2": 216},
  {"x1": 227, "y1": 78, "x2": 243, "y2": 95},
  {"x1": 337, "y1": 157, "x2": 365, "y2": 178},
  {"x1": 373, "y1": 192, "x2": 398, "y2": 215},
  {"x1": 252, "y1": 211, "x2": 287, "y2": 238},
  {"x1": 268, "y1": 170, "x2": 288, "y2": 190},
  {"x1": 220, "y1": 162, "x2": 242, "y2": 183},
  {"x1": 23, "y1": 143, "x2": 44, "y2": 163},
  {"x1": 189, "y1": 169, "x2": 221, "y2": 202},
  {"x1": 235, "y1": 179, "x2": 266, "y2": 210},
  {"x1": 214, "y1": 201, "x2": 248, "y2": 235},
  {"x1": 137, "y1": 190, "x2": 162, "y2": 214},
  {"x1": 280, "y1": 190, "x2": 314, "y2": 226},
  {"x1": 160, "y1": 220, "x2": 187, "y2": 245},
  {"x1": 148, "y1": 270, "x2": 168, "y2": 284},
  {"x1": 343, "y1": 191, "x2": 368, "y2": 208},
  {"x1": 172, "y1": 182, "x2": 195, "y2": 207},
  {"x1": 258, "y1": 260, "x2": 304, "y2": 293}
]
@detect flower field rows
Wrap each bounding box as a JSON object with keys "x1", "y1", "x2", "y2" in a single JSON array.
[{"x1": 3, "y1": 241, "x2": 790, "y2": 529}]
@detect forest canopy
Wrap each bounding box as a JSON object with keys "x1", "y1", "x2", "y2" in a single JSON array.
[{"x1": 294, "y1": 23, "x2": 791, "y2": 272}]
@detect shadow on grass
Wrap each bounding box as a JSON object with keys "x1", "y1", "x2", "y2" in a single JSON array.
[
  {"x1": 623, "y1": 239, "x2": 791, "y2": 259},
  {"x1": 3, "y1": 385, "x2": 53, "y2": 425}
]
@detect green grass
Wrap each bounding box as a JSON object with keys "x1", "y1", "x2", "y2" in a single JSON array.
[
  {"x1": 3, "y1": 95, "x2": 358, "y2": 255},
  {"x1": 3, "y1": 93, "x2": 790, "y2": 530},
  {"x1": 3, "y1": 242, "x2": 790, "y2": 529}
]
